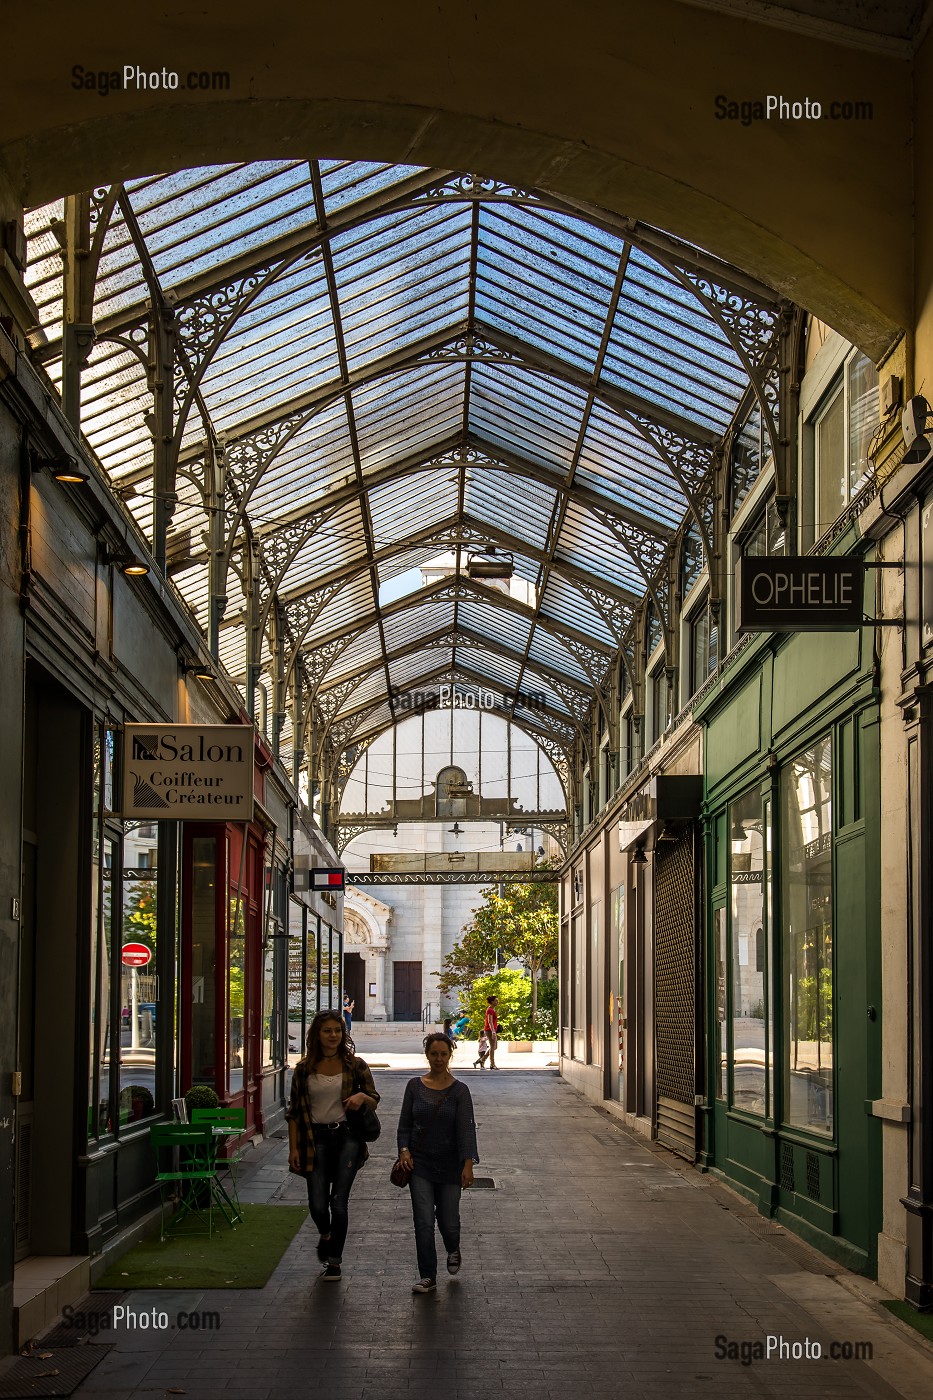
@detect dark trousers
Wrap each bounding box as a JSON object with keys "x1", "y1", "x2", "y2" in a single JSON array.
[
  {"x1": 409, "y1": 1173, "x2": 462, "y2": 1280},
  {"x1": 305, "y1": 1129, "x2": 363, "y2": 1262}
]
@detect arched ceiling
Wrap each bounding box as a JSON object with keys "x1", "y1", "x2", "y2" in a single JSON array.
[{"x1": 23, "y1": 158, "x2": 784, "y2": 772}]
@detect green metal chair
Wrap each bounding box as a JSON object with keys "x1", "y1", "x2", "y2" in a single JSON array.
[
  {"x1": 190, "y1": 1107, "x2": 247, "y2": 1220},
  {"x1": 150, "y1": 1123, "x2": 219, "y2": 1241}
]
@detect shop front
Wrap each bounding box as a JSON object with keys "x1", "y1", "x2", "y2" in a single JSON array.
[{"x1": 696, "y1": 623, "x2": 882, "y2": 1274}]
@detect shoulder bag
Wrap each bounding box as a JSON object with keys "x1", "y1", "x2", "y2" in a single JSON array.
[
  {"x1": 345, "y1": 1063, "x2": 381, "y2": 1143},
  {"x1": 390, "y1": 1085, "x2": 452, "y2": 1188}
]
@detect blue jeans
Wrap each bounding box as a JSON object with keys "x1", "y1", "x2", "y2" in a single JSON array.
[
  {"x1": 305, "y1": 1128, "x2": 363, "y2": 1262},
  {"x1": 409, "y1": 1174, "x2": 461, "y2": 1281}
]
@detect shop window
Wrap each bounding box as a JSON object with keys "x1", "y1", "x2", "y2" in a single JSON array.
[
  {"x1": 681, "y1": 521, "x2": 705, "y2": 596},
  {"x1": 730, "y1": 787, "x2": 766, "y2": 1117},
  {"x1": 782, "y1": 736, "x2": 834, "y2": 1136},
  {"x1": 805, "y1": 351, "x2": 879, "y2": 547},
  {"x1": 714, "y1": 904, "x2": 727, "y2": 1100},
  {"x1": 650, "y1": 666, "x2": 669, "y2": 745},
  {"x1": 740, "y1": 494, "x2": 786, "y2": 559},
  {"x1": 646, "y1": 600, "x2": 663, "y2": 658},
  {"x1": 611, "y1": 885, "x2": 625, "y2": 1103},
  {"x1": 190, "y1": 836, "x2": 217, "y2": 1085},
  {"x1": 589, "y1": 902, "x2": 602, "y2": 1068},
  {"x1": 572, "y1": 911, "x2": 585, "y2": 1061},
  {"x1": 560, "y1": 914, "x2": 571, "y2": 1058},
  {"x1": 730, "y1": 405, "x2": 764, "y2": 517},
  {"x1": 88, "y1": 812, "x2": 165, "y2": 1138},
  {"x1": 688, "y1": 593, "x2": 718, "y2": 698},
  {"x1": 228, "y1": 896, "x2": 246, "y2": 1094}
]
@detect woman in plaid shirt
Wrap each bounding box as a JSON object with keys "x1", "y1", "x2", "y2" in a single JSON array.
[{"x1": 287, "y1": 1010, "x2": 380, "y2": 1281}]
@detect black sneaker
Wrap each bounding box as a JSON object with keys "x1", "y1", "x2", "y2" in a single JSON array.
[
  {"x1": 412, "y1": 1278, "x2": 436, "y2": 1293},
  {"x1": 316, "y1": 1235, "x2": 331, "y2": 1263},
  {"x1": 321, "y1": 1263, "x2": 341, "y2": 1281},
  {"x1": 447, "y1": 1250, "x2": 461, "y2": 1274}
]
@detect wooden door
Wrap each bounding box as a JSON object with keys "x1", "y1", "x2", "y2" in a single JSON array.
[{"x1": 393, "y1": 961, "x2": 422, "y2": 1021}]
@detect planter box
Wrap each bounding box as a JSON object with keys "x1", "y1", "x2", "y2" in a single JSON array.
[{"x1": 507, "y1": 1040, "x2": 533, "y2": 1053}]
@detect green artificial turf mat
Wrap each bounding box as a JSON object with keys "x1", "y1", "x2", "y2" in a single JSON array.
[
  {"x1": 881, "y1": 1299, "x2": 933, "y2": 1343},
  {"x1": 93, "y1": 1204, "x2": 307, "y2": 1289}
]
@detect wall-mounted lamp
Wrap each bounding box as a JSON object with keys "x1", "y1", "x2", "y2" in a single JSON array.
[
  {"x1": 181, "y1": 658, "x2": 215, "y2": 682},
  {"x1": 34, "y1": 453, "x2": 89, "y2": 484},
  {"x1": 630, "y1": 845, "x2": 647, "y2": 865},
  {"x1": 101, "y1": 545, "x2": 150, "y2": 577}
]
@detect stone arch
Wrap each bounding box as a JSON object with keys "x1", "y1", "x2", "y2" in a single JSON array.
[{"x1": 0, "y1": 2, "x2": 909, "y2": 360}]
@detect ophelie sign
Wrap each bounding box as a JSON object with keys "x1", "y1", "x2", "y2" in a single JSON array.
[{"x1": 735, "y1": 557, "x2": 865, "y2": 635}]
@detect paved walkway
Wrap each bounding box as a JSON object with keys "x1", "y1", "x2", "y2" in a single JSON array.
[{"x1": 58, "y1": 1071, "x2": 933, "y2": 1398}]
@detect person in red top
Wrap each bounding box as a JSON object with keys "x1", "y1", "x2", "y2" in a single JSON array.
[{"x1": 483, "y1": 995, "x2": 499, "y2": 1070}]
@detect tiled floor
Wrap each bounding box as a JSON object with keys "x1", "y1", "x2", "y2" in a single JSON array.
[{"x1": 50, "y1": 1070, "x2": 933, "y2": 1398}]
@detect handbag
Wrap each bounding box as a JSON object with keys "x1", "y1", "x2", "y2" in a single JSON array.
[
  {"x1": 346, "y1": 1103, "x2": 381, "y2": 1142},
  {"x1": 390, "y1": 1087, "x2": 452, "y2": 1188},
  {"x1": 390, "y1": 1156, "x2": 412, "y2": 1188},
  {"x1": 345, "y1": 1065, "x2": 381, "y2": 1142}
]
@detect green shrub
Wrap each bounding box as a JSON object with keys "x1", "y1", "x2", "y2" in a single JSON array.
[
  {"x1": 465, "y1": 969, "x2": 557, "y2": 1041},
  {"x1": 184, "y1": 1084, "x2": 220, "y2": 1113},
  {"x1": 119, "y1": 1084, "x2": 154, "y2": 1124}
]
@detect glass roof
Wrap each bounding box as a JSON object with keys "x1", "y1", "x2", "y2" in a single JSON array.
[{"x1": 23, "y1": 159, "x2": 781, "y2": 771}]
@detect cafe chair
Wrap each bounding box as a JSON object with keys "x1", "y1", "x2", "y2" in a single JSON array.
[
  {"x1": 190, "y1": 1106, "x2": 247, "y2": 1219},
  {"x1": 150, "y1": 1123, "x2": 219, "y2": 1240}
]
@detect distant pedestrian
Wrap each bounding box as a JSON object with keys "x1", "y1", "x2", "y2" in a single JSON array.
[
  {"x1": 443, "y1": 1016, "x2": 456, "y2": 1045},
  {"x1": 397, "y1": 1032, "x2": 479, "y2": 1293},
  {"x1": 453, "y1": 1014, "x2": 469, "y2": 1038},
  {"x1": 343, "y1": 991, "x2": 354, "y2": 1033},
  {"x1": 484, "y1": 994, "x2": 500, "y2": 1069},
  {"x1": 286, "y1": 1010, "x2": 379, "y2": 1282},
  {"x1": 473, "y1": 1031, "x2": 489, "y2": 1069}
]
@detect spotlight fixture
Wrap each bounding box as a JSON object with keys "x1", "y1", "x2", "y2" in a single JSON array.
[
  {"x1": 630, "y1": 845, "x2": 647, "y2": 865},
  {"x1": 34, "y1": 453, "x2": 89, "y2": 484},
  {"x1": 466, "y1": 547, "x2": 514, "y2": 580},
  {"x1": 182, "y1": 658, "x2": 215, "y2": 682},
  {"x1": 101, "y1": 545, "x2": 150, "y2": 577}
]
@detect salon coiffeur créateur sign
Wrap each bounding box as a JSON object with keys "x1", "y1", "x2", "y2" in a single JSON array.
[{"x1": 120, "y1": 724, "x2": 254, "y2": 820}]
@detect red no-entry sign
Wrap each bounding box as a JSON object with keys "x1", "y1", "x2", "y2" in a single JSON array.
[{"x1": 121, "y1": 943, "x2": 152, "y2": 967}]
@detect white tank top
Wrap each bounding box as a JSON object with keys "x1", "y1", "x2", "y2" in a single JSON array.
[{"x1": 308, "y1": 1072, "x2": 346, "y2": 1124}]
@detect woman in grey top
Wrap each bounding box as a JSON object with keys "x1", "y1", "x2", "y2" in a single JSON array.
[{"x1": 397, "y1": 1032, "x2": 479, "y2": 1293}]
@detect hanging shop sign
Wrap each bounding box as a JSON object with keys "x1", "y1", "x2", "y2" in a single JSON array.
[
  {"x1": 121, "y1": 943, "x2": 152, "y2": 967},
  {"x1": 735, "y1": 556, "x2": 864, "y2": 634},
  {"x1": 120, "y1": 724, "x2": 254, "y2": 820},
  {"x1": 310, "y1": 867, "x2": 345, "y2": 892}
]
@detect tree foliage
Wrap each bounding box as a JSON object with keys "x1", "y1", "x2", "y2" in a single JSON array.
[{"x1": 436, "y1": 871, "x2": 559, "y2": 1034}]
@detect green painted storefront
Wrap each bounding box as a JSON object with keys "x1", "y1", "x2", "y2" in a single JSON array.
[{"x1": 695, "y1": 617, "x2": 882, "y2": 1275}]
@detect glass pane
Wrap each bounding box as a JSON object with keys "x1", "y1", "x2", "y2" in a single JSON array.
[
  {"x1": 730, "y1": 787, "x2": 765, "y2": 1116},
  {"x1": 228, "y1": 895, "x2": 246, "y2": 1094},
  {"x1": 572, "y1": 911, "x2": 585, "y2": 1060},
  {"x1": 691, "y1": 605, "x2": 709, "y2": 696},
  {"x1": 98, "y1": 837, "x2": 118, "y2": 1136},
  {"x1": 763, "y1": 798, "x2": 774, "y2": 1118},
  {"x1": 611, "y1": 885, "x2": 625, "y2": 1102},
  {"x1": 682, "y1": 525, "x2": 704, "y2": 595},
  {"x1": 88, "y1": 736, "x2": 101, "y2": 1138},
  {"x1": 589, "y1": 902, "x2": 602, "y2": 1067},
  {"x1": 560, "y1": 916, "x2": 571, "y2": 1058},
  {"x1": 714, "y1": 906, "x2": 727, "y2": 1099},
  {"x1": 119, "y1": 829, "x2": 159, "y2": 1125},
  {"x1": 731, "y1": 406, "x2": 761, "y2": 516},
  {"x1": 262, "y1": 943, "x2": 275, "y2": 1067},
  {"x1": 191, "y1": 837, "x2": 217, "y2": 1084},
  {"x1": 847, "y1": 352, "x2": 878, "y2": 498},
  {"x1": 783, "y1": 737, "x2": 834, "y2": 1136},
  {"x1": 816, "y1": 387, "x2": 845, "y2": 537}
]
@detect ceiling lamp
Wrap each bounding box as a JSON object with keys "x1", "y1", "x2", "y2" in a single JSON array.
[{"x1": 466, "y1": 547, "x2": 513, "y2": 580}]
